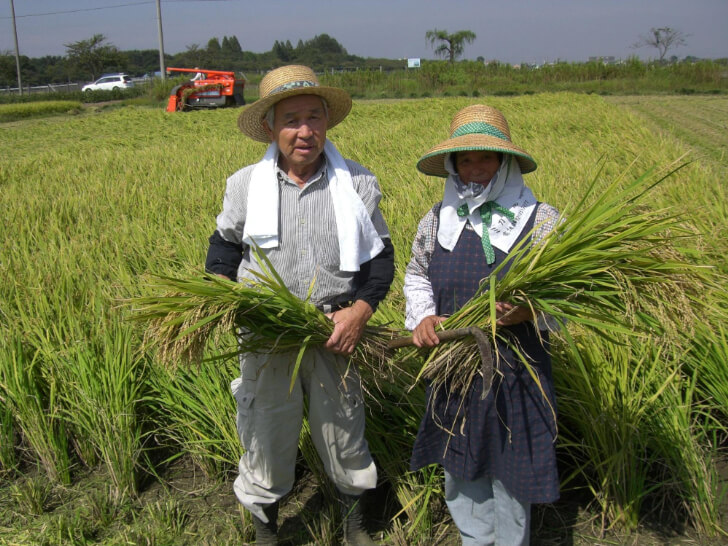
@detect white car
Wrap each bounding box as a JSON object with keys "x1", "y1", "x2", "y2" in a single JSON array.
[{"x1": 82, "y1": 74, "x2": 134, "y2": 92}]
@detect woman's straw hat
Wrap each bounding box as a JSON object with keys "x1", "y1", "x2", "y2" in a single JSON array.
[
  {"x1": 238, "y1": 65, "x2": 352, "y2": 142},
  {"x1": 417, "y1": 104, "x2": 537, "y2": 177}
]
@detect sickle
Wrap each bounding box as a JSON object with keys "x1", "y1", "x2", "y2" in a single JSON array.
[{"x1": 387, "y1": 327, "x2": 494, "y2": 396}]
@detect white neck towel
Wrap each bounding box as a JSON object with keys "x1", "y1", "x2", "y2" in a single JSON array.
[
  {"x1": 242, "y1": 139, "x2": 384, "y2": 272},
  {"x1": 438, "y1": 154, "x2": 537, "y2": 253}
]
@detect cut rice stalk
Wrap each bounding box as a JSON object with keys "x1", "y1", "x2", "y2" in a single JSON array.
[{"x1": 128, "y1": 246, "x2": 403, "y2": 390}]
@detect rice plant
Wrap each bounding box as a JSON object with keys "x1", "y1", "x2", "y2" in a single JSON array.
[
  {"x1": 129, "y1": 248, "x2": 402, "y2": 392},
  {"x1": 646, "y1": 366, "x2": 722, "y2": 536},
  {"x1": 555, "y1": 330, "x2": 721, "y2": 535},
  {"x1": 10, "y1": 475, "x2": 54, "y2": 516},
  {"x1": 684, "y1": 321, "x2": 728, "y2": 432},
  {"x1": 0, "y1": 338, "x2": 71, "y2": 485},
  {"x1": 0, "y1": 100, "x2": 82, "y2": 122},
  {"x1": 147, "y1": 352, "x2": 241, "y2": 479},
  {"x1": 300, "y1": 501, "x2": 340, "y2": 546},
  {"x1": 1, "y1": 94, "x2": 726, "y2": 542},
  {"x1": 0, "y1": 395, "x2": 17, "y2": 476},
  {"x1": 54, "y1": 324, "x2": 149, "y2": 500},
  {"x1": 404, "y1": 161, "x2": 709, "y2": 410}
]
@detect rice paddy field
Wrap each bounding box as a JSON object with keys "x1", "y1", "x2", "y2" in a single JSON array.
[{"x1": 1, "y1": 93, "x2": 728, "y2": 545}]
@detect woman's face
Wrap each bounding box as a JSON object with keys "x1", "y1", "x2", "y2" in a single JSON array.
[{"x1": 455, "y1": 150, "x2": 501, "y2": 186}]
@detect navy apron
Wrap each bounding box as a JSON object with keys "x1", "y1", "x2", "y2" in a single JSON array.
[{"x1": 410, "y1": 203, "x2": 559, "y2": 504}]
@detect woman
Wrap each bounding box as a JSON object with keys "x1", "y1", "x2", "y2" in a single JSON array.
[{"x1": 404, "y1": 104, "x2": 560, "y2": 545}]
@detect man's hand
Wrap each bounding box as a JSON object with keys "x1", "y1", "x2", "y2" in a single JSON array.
[
  {"x1": 412, "y1": 315, "x2": 446, "y2": 348},
  {"x1": 324, "y1": 300, "x2": 373, "y2": 356}
]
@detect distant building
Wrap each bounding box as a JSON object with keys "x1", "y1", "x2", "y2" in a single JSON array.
[{"x1": 589, "y1": 56, "x2": 617, "y2": 65}]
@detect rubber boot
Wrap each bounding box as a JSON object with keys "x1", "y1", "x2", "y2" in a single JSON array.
[
  {"x1": 340, "y1": 493, "x2": 376, "y2": 546},
  {"x1": 251, "y1": 502, "x2": 279, "y2": 545}
]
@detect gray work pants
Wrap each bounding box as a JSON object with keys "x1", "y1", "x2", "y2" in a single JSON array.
[{"x1": 231, "y1": 347, "x2": 377, "y2": 522}]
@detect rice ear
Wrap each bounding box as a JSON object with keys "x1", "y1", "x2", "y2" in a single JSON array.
[{"x1": 126, "y1": 262, "x2": 404, "y2": 386}]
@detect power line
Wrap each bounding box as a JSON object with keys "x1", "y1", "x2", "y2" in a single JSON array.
[
  {"x1": 2, "y1": 2, "x2": 152, "y2": 19},
  {"x1": 1, "y1": 0, "x2": 239, "y2": 20}
]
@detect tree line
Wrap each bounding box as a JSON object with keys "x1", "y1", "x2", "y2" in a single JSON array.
[
  {"x1": 0, "y1": 27, "x2": 714, "y2": 90},
  {"x1": 0, "y1": 33, "x2": 403, "y2": 87}
]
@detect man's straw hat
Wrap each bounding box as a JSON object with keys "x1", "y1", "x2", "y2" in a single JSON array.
[
  {"x1": 237, "y1": 65, "x2": 352, "y2": 142},
  {"x1": 417, "y1": 104, "x2": 537, "y2": 177}
]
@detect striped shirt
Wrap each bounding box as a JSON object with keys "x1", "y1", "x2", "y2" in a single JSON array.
[{"x1": 213, "y1": 156, "x2": 390, "y2": 309}]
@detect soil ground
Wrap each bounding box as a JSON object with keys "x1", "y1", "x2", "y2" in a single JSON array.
[{"x1": 126, "y1": 453, "x2": 728, "y2": 545}]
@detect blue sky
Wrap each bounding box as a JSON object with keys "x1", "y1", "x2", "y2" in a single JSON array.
[{"x1": 2, "y1": 0, "x2": 727, "y2": 65}]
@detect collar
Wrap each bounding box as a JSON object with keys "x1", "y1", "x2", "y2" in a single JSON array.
[{"x1": 275, "y1": 160, "x2": 327, "y2": 188}]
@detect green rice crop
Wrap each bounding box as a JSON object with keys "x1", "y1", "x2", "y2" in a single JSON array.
[
  {"x1": 324, "y1": 60, "x2": 728, "y2": 99},
  {"x1": 0, "y1": 100, "x2": 82, "y2": 122},
  {"x1": 0, "y1": 338, "x2": 71, "y2": 485},
  {"x1": 555, "y1": 330, "x2": 721, "y2": 534},
  {"x1": 54, "y1": 325, "x2": 149, "y2": 500},
  {"x1": 1, "y1": 94, "x2": 727, "y2": 541},
  {"x1": 147, "y1": 354, "x2": 241, "y2": 478}
]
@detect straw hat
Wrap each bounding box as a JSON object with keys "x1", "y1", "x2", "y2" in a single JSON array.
[
  {"x1": 417, "y1": 104, "x2": 537, "y2": 177},
  {"x1": 237, "y1": 65, "x2": 352, "y2": 142}
]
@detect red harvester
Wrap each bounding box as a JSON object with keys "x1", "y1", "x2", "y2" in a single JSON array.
[{"x1": 165, "y1": 67, "x2": 245, "y2": 112}]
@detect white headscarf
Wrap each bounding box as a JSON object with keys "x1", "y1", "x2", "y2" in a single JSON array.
[{"x1": 437, "y1": 153, "x2": 537, "y2": 253}]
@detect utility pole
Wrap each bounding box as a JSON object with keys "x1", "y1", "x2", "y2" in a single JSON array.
[
  {"x1": 156, "y1": 0, "x2": 166, "y2": 80},
  {"x1": 9, "y1": 0, "x2": 23, "y2": 95}
]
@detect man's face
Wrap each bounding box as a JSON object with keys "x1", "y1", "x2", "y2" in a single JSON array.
[{"x1": 265, "y1": 94, "x2": 328, "y2": 176}]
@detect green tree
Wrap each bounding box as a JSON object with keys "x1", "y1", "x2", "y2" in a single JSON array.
[
  {"x1": 632, "y1": 27, "x2": 688, "y2": 61},
  {"x1": 64, "y1": 34, "x2": 123, "y2": 80},
  {"x1": 125, "y1": 49, "x2": 163, "y2": 77},
  {"x1": 228, "y1": 36, "x2": 242, "y2": 54},
  {"x1": 292, "y1": 34, "x2": 350, "y2": 67},
  {"x1": 272, "y1": 40, "x2": 292, "y2": 61},
  {"x1": 308, "y1": 34, "x2": 345, "y2": 55},
  {"x1": 31, "y1": 55, "x2": 68, "y2": 85},
  {"x1": 178, "y1": 43, "x2": 206, "y2": 67},
  {"x1": 207, "y1": 37, "x2": 222, "y2": 54},
  {"x1": 426, "y1": 29, "x2": 476, "y2": 63},
  {"x1": 0, "y1": 51, "x2": 19, "y2": 87}
]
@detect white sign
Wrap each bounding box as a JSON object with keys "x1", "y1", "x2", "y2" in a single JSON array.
[{"x1": 407, "y1": 58, "x2": 421, "y2": 68}]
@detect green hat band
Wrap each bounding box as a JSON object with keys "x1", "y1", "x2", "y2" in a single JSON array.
[{"x1": 451, "y1": 122, "x2": 509, "y2": 141}]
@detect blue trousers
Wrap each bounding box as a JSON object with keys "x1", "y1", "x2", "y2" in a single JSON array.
[{"x1": 444, "y1": 471, "x2": 531, "y2": 546}]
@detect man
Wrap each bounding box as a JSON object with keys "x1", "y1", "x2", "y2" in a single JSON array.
[{"x1": 205, "y1": 65, "x2": 394, "y2": 545}]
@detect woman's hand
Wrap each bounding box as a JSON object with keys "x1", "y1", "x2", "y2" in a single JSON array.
[
  {"x1": 412, "y1": 315, "x2": 446, "y2": 348},
  {"x1": 410, "y1": 305, "x2": 531, "y2": 351},
  {"x1": 495, "y1": 302, "x2": 534, "y2": 326}
]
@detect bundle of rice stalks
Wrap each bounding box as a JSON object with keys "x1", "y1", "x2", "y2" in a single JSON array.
[
  {"x1": 410, "y1": 161, "x2": 712, "y2": 402},
  {"x1": 129, "y1": 248, "x2": 401, "y2": 391}
]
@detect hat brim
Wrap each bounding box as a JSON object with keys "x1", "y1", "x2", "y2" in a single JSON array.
[
  {"x1": 417, "y1": 134, "x2": 537, "y2": 177},
  {"x1": 237, "y1": 86, "x2": 352, "y2": 142}
]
